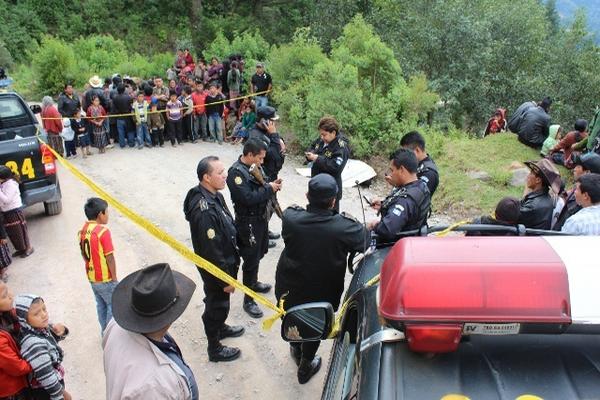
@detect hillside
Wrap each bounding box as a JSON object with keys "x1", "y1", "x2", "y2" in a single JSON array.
[
  {"x1": 431, "y1": 133, "x2": 570, "y2": 216},
  {"x1": 556, "y1": 0, "x2": 600, "y2": 39}
]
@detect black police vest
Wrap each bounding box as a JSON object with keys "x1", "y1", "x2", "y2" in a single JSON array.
[
  {"x1": 381, "y1": 181, "x2": 431, "y2": 232},
  {"x1": 231, "y1": 161, "x2": 268, "y2": 217}
]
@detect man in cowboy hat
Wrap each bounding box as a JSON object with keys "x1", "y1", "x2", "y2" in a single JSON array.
[
  {"x1": 518, "y1": 158, "x2": 562, "y2": 230},
  {"x1": 103, "y1": 263, "x2": 198, "y2": 400},
  {"x1": 84, "y1": 75, "x2": 108, "y2": 111}
]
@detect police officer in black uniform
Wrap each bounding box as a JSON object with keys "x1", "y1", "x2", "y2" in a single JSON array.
[
  {"x1": 227, "y1": 138, "x2": 282, "y2": 318},
  {"x1": 368, "y1": 148, "x2": 431, "y2": 243},
  {"x1": 400, "y1": 131, "x2": 439, "y2": 196},
  {"x1": 184, "y1": 156, "x2": 244, "y2": 362},
  {"x1": 249, "y1": 106, "x2": 285, "y2": 244},
  {"x1": 305, "y1": 116, "x2": 349, "y2": 212},
  {"x1": 275, "y1": 173, "x2": 368, "y2": 384}
]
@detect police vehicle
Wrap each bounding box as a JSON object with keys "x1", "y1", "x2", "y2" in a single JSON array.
[
  {"x1": 281, "y1": 226, "x2": 600, "y2": 399},
  {"x1": 0, "y1": 80, "x2": 62, "y2": 215}
]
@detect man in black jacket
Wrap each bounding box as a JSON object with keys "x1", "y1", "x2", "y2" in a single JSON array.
[
  {"x1": 305, "y1": 116, "x2": 349, "y2": 212},
  {"x1": 184, "y1": 156, "x2": 244, "y2": 362},
  {"x1": 275, "y1": 174, "x2": 368, "y2": 384},
  {"x1": 518, "y1": 158, "x2": 561, "y2": 229},
  {"x1": 249, "y1": 106, "x2": 285, "y2": 243},
  {"x1": 57, "y1": 83, "x2": 80, "y2": 118},
  {"x1": 400, "y1": 131, "x2": 440, "y2": 196},
  {"x1": 367, "y1": 149, "x2": 431, "y2": 244},
  {"x1": 517, "y1": 97, "x2": 552, "y2": 149},
  {"x1": 227, "y1": 139, "x2": 282, "y2": 318},
  {"x1": 111, "y1": 84, "x2": 135, "y2": 148}
]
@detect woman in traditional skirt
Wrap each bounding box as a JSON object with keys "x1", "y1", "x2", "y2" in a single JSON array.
[
  {"x1": 0, "y1": 212, "x2": 12, "y2": 281},
  {"x1": 0, "y1": 167, "x2": 34, "y2": 259},
  {"x1": 41, "y1": 96, "x2": 64, "y2": 157},
  {"x1": 87, "y1": 95, "x2": 108, "y2": 153}
]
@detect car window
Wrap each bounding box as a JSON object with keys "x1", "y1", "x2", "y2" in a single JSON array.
[{"x1": 0, "y1": 97, "x2": 27, "y2": 119}]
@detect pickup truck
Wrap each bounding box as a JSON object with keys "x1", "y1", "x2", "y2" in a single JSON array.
[
  {"x1": 281, "y1": 227, "x2": 600, "y2": 399},
  {"x1": 0, "y1": 89, "x2": 62, "y2": 215}
]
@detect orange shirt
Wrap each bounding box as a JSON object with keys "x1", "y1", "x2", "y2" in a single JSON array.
[{"x1": 78, "y1": 221, "x2": 114, "y2": 283}]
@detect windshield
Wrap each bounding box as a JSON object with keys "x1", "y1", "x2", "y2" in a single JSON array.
[{"x1": 0, "y1": 97, "x2": 27, "y2": 119}]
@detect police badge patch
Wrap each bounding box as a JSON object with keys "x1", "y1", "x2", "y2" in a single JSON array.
[
  {"x1": 207, "y1": 228, "x2": 216, "y2": 239},
  {"x1": 234, "y1": 176, "x2": 243, "y2": 185}
]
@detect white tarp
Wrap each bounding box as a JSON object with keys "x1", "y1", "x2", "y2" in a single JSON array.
[{"x1": 295, "y1": 159, "x2": 377, "y2": 188}]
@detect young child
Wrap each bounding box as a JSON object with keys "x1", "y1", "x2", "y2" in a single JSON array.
[
  {"x1": 181, "y1": 85, "x2": 195, "y2": 143},
  {"x1": 78, "y1": 198, "x2": 118, "y2": 333},
  {"x1": 541, "y1": 124, "x2": 563, "y2": 157},
  {"x1": 0, "y1": 281, "x2": 31, "y2": 398},
  {"x1": 132, "y1": 92, "x2": 152, "y2": 149},
  {"x1": 204, "y1": 82, "x2": 225, "y2": 144},
  {"x1": 15, "y1": 294, "x2": 71, "y2": 400},
  {"x1": 148, "y1": 98, "x2": 165, "y2": 147},
  {"x1": 71, "y1": 108, "x2": 92, "y2": 158},
  {"x1": 166, "y1": 90, "x2": 183, "y2": 146},
  {"x1": 0, "y1": 166, "x2": 34, "y2": 258},
  {"x1": 87, "y1": 95, "x2": 108, "y2": 154},
  {"x1": 61, "y1": 117, "x2": 76, "y2": 159}
]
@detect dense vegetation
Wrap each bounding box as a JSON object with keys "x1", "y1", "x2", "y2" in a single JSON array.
[{"x1": 2, "y1": 0, "x2": 600, "y2": 145}]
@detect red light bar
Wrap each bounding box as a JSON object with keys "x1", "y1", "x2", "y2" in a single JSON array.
[{"x1": 379, "y1": 237, "x2": 571, "y2": 325}]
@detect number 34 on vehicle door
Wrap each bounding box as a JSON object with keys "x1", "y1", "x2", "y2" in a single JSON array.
[{"x1": 4, "y1": 158, "x2": 35, "y2": 179}]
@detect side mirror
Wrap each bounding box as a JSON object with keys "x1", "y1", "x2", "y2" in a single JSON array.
[
  {"x1": 30, "y1": 105, "x2": 41, "y2": 114},
  {"x1": 281, "y1": 302, "x2": 334, "y2": 342}
]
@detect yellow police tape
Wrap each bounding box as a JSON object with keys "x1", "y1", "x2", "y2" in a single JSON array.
[
  {"x1": 35, "y1": 131, "x2": 286, "y2": 330},
  {"x1": 39, "y1": 90, "x2": 272, "y2": 120}
]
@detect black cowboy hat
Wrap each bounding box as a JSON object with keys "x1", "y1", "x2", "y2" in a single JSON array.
[{"x1": 112, "y1": 263, "x2": 196, "y2": 333}]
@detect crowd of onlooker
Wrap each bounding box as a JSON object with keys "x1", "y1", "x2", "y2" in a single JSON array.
[
  {"x1": 40, "y1": 50, "x2": 273, "y2": 158},
  {"x1": 478, "y1": 97, "x2": 600, "y2": 236}
]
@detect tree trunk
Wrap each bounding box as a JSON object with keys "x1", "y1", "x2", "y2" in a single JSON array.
[{"x1": 190, "y1": 0, "x2": 203, "y2": 54}]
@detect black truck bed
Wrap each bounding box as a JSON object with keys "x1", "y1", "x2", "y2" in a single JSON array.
[{"x1": 380, "y1": 334, "x2": 600, "y2": 399}]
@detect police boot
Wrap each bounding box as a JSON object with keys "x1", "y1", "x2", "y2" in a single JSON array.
[
  {"x1": 268, "y1": 230, "x2": 281, "y2": 240},
  {"x1": 297, "y1": 355, "x2": 322, "y2": 384},
  {"x1": 251, "y1": 281, "x2": 272, "y2": 293},
  {"x1": 219, "y1": 324, "x2": 245, "y2": 339},
  {"x1": 208, "y1": 338, "x2": 241, "y2": 362},
  {"x1": 243, "y1": 299, "x2": 264, "y2": 318}
]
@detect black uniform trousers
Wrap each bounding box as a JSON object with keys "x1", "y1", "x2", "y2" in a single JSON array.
[
  {"x1": 236, "y1": 216, "x2": 268, "y2": 302},
  {"x1": 202, "y1": 281, "x2": 231, "y2": 349},
  {"x1": 281, "y1": 291, "x2": 321, "y2": 361}
]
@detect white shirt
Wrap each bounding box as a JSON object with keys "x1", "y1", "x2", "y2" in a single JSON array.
[
  {"x1": 0, "y1": 179, "x2": 23, "y2": 212},
  {"x1": 562, "y1": 204, "x2": 600, "y2": 235}
]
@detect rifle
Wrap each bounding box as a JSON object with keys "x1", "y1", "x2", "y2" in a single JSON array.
[{"x1": 249, "y1": 163, "x2": 283, "y2": 219}]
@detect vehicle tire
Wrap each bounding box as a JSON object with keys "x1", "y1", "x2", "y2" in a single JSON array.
[{"x1": 44, "y1": 199, "x2": 62, "y2": 216}]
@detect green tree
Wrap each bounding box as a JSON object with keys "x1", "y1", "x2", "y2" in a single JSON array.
[{"x1": 32, "y1": 36, "x2": 77, "y2": 96}]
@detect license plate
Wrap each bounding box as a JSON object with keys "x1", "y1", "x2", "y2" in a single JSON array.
[{"x1": 463, "y1": 323, "x2": 520, "y2": 335}]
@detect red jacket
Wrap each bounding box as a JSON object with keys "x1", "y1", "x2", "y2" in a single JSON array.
[
  {"x1": 191, "y1": 91, "x2": 207, "y2": 115},
  {"x1": 41, "y1": 105, "x2": 63, "y2": 135},
  {"x1": 0, "y1": 329, "x2": 32, "y2": 396}
]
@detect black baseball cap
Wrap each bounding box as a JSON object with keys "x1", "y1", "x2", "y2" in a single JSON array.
[
  {"x1": 573, "y1": 152, "x2": 600, "y2": 174},
  {"x1": 308, "y1": 174, "x2": 338, "y2": 200},
  {"x1": 257, "y1": 106, "x2": 279, "y2": 121}
]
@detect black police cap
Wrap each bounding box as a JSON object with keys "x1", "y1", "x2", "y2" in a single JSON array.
[
  {"x1": 308, "y1": 174, "x2": 338, "y2": 200},
  {"x1": 256, "y1": 106, "x2": 279, "y2": 120}
]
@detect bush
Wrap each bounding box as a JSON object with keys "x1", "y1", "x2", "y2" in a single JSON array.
[
  {"x1": 0, "y1": 41, "x2": 13, "y2": 69},
  {"x1": 32, "y1": 36, "x2": 77, "y2": 96},
  {"x1": 271, "y1": 17, "x2": 439, "y2": 158},
  {"x1": 202, "y1": 29, "x2": 270, "y2": 66}
]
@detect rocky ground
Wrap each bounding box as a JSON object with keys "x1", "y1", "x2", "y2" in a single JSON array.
[{"x1": 8, "y1": 139, "x2": 453, "y2": 399}]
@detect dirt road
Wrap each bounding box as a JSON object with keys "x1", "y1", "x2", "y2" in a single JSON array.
[{"x1": 8, "y1": 140, "x2": 386, "y2": 399}]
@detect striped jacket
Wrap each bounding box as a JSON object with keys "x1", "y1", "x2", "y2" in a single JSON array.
[{"x1": 15, "y1": 294, "x2": 67, "y2": 400}]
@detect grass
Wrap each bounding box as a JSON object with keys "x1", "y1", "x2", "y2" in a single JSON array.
[{"x1": 432, "y1": 133, "x2": 571, "y2": 218}]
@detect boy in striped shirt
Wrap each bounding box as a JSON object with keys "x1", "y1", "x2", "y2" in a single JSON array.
[{"x1": 78, "y1": 198, "x2": 118, "y2": 334}]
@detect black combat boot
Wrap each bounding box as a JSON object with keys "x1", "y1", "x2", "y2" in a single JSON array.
[
  {"x1": 297, "y1": 355, "x2": 322, "y2": 384},
  {"x1": 208, "y1": 338, "x2": 241, "y2": 362}
]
